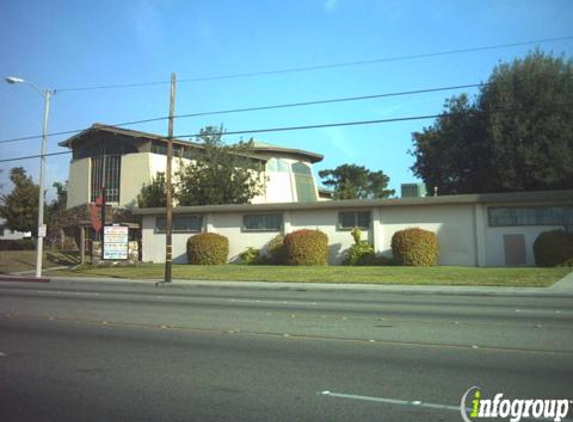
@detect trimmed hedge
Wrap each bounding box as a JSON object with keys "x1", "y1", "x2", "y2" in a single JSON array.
[
  {"x1": 284, "y1": 229, "x2": 328, "y2": 265},
  {"x1": 533, "y1": 230, "x2": 573, "y2": 267},
  {"x1": 0, "y1": 239, "x2": 35, "y2": 251},
  {"x1": 391, "y1": 228, "x2": 439, "y2": 266},
  {"x1": 186, "y1": 232, "x2": 229, "y2": 265}
]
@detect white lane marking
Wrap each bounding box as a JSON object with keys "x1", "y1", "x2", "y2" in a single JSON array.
[
  {"x1": 228, "y1": 299, "x2": 317, "y2": 306},
  {"x1": 319, "y1": 390, "x2": 464, "y2": 412},
  {"x1": 319, "y1": 391, "x2": 572, "y2": 421},
  {"x1": 34, "y1": 290, "x2": 100, "y2": 297},
  {"x1": 0, "y1": 352, "x2": 7, "y2": 357},
  {"x1": 515, "y1": 308, "x2": 569, "y2": 315}
]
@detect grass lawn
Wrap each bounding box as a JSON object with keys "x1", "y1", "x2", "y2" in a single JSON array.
[
  {"x1": 0, "y1": 250, "x2": 81, "y2": 274},
  {"x1": 46, "y1": 264, "x2": 572, "y2": 287}
]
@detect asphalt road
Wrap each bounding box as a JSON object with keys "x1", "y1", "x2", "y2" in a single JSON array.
[{"x1": 1, "y1": 280, "x2": 572, "y2": 422}]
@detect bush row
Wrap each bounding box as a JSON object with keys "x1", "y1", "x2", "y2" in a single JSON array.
[
  {"x1": 185, "y1": 227, "x2": 572, "y2": 267},
  {"x1": 186, "y1": 227, "x2": 441, "y2": 266}
]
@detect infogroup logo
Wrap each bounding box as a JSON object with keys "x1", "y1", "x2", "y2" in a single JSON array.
[{"x1": 460, "y1": 386, "x2": 571, "y2": 422}]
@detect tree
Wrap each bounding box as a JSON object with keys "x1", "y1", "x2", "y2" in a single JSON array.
[
  {"x1": 49, "y1": 181, "x2": 67, "y2": 212},
  {"x1": 175, "y1": 126, "x2": 264, "y2": 205},
  {"x1": 0, "y1": 167, "x2": 39, "y2": 235},
  {"x1": 318, "y1": 164, "x2": 395, "y2": 199},
  {"x1": 45, "y1": 181, "x2": 68, "y2": 242},
  {"x1": 411, "y1": 50, "x2": 573, "y2": 194},
  {"x1": 137, "y1": 172, "x2": 168, "y2": 208}
]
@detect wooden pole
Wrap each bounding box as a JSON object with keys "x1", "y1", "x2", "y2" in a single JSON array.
[
  {"x1": 164, "y1": 73, "x2": 176, "y2": 284},
  {"x1": 80, "y1": 226, "x2": 85, "y2": 265}
]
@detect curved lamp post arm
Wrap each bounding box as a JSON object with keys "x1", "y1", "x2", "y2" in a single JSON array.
[{"x1": 4, "y1": 75, "x2": 53, "y2": 278}]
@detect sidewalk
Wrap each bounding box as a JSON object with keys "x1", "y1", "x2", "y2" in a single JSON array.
[{"x1": 3, "y1": 270, "x2": 570, "y2": 298}]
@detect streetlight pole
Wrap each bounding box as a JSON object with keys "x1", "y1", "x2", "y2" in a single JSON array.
[{"x1": 5, "y1": 76, "x2": 53, "y2": 278}]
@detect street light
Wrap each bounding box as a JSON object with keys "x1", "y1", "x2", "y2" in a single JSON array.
[{"x1": 5, "y1": 76, "x2": 53, "y2": 278}]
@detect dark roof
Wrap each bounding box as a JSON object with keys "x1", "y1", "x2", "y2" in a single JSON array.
[
  {"x1": 133, "y1": 189, "x2": 573, "y2": 215},
  {"x1": 58, "y1": 123, "x2": 204, "y2": 149},
  {"x1": 59, "y1": 124, "x2": 323, "y2": 163},
  {"x1": 250, "y1": 141, "x2": 324, "y2": 163}
]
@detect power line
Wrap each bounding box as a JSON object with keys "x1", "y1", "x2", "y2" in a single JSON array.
[
  {"x1": 0, "y1": 151, "x2": 71, "y2": 163},
  {"x1": 174, "y1": 102, "x2": 573, "y2": 139},
  {"x1": 0, "y1": 82, "x2": 487, "y2": 145},
  {"x1": 2, "y1": 102, "x2": 571, "y2": 164},
  {"x1": 0, "y1": 115, "x2": 169, "y2": 145},
  {"x1": 174, "y1": 83, "x2": 484, "y2": 119},
  {"x1": 54, "y1": 35, "x2": 573, "y2": 92}
]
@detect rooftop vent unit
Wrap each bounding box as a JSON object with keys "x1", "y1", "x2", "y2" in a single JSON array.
[{"x1": 401, "y1": 183, "x2": 427, "y2": 198}]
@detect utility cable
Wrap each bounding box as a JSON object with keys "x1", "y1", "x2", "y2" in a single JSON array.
[
  {"x1": 1, "y1": 101, "x2": 571, "y2": 164},
  {"x1": 0, "y1": 82, "x2": 488, "y2": 145},
  {"x1": 54, "y1": 35, "x2": 573, "y2": 92}
]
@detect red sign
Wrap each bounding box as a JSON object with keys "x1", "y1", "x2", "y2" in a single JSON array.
[{"x1": 91, "y1": 195, "x2": 104, "y2": 232}]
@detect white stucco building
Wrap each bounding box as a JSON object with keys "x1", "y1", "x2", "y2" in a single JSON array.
[
  {"x1": 59, "y1": 124, "x2": 327, "y2": 210},
  {"x1": 134, "y1": 190, "x2": 573, "y2": 267},
  {"x1": 58, "y1": 123, "x2": 572, "y2": 267}
]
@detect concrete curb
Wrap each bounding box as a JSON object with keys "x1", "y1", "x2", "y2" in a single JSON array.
[
  {"x1": 0, "y1": 275, "x2": 50, "y2": 283},
  {"x1": 23, "y1": 270, "x2": 573, "y2": 297}
]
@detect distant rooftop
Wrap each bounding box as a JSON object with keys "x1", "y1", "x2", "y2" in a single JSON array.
[
  {"x1": 248, "y1": 139, "x2": 323, "y2": 163},
  {"x1": 58, "y1": 124, "x2": 323, "y2": 163}
]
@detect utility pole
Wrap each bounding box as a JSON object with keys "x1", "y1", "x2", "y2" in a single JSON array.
[{"x1": 163, "y1": 73, "x2": 176, "y2": 284}]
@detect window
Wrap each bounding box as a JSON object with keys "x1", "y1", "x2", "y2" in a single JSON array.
[
  {"x1": 292, "y1": 162, "x2": 312, "y2": 175},
  {"x1": 277, "y1": 159, "x2": 290, "y2": 173},
  {"x1": 339, "y1": 211, "x2": 371, "y2": 230},
  {"x1": 488, "y1": 206, "x2": 572, "y2": 226},
  {"x1": 243, "y1": 214, "x2": 283, "y2": 231},
  {"x1": 292, "y1": 162, "x2": 317, "y2": 202},
  {"x1": 266, "y1": 158, "x2": 278, "y2": 172},
  {"x1": 267, "y1": 159, "x2": 289, "y2": 173},
  {"x1": 151, "y1": 141, "x2": 193, "y2": 159},
  {"x1": 155, "y1": 215, "x2": 203, "y2": 232},
  {"x1": 91, "y1": 155, "x2": 121, "y2": 203}
]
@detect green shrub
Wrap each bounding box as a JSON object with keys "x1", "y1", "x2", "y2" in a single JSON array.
[
  {"x1": 186, "y1": 232, "x2": 229, "y2": 265},
  {"x1": 391, "y1": 227, "x2": 439, "y2": 266},
  {"x1": 264, "y1": 234, "x2": 286, "y2": 264},
  {"x1": 344, "y1": 242, "x2": 375, "y2": 265},
  {"x1": 284, "y1": 229, "x2": 328, "y2": 266},
  {"x1": 239, "y1": 247, "x2": 260, "y2": 265},
  {"x1": 533, "y1": 230, "x2": 573, "y2": 267},
  {"x1": 343, "y1": 227, "x2": 375, "y2": 265}
]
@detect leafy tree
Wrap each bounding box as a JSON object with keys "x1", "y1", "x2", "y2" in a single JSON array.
[
  {"x1": 318, "y1": 164, "x2": 395, "y2": 199},
  {"x1": 0, "y1": 167, "x2": 39, "y2": 235},
  {"x1": 46, "y1": 181, "x2": 68, "y2": 239},
  {"x1": 411, "y1": 50, "x2": 573, "y2": 194},
  {"x1": 176, "y1": 126, "x2": 264, "y2": 205},
  {"x1": 49, "y1": 181, "x2": 67, "y2": 212},
  {"x1": 137, "y1": 172, "x2": 168, "y2": 208}
]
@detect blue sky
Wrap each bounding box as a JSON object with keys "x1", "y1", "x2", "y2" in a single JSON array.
[{"x1": 1, "y1": 0, "x2": 572, "y2": 199}]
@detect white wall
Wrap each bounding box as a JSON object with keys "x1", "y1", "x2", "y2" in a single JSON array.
[
  {"x1": 210, "y1": 213, "x2": 282, "y2": 262},
  {"x1": 141, "y1": 213, "x2": 283, "y2": 264},
  {"x1": 484, "y1": 224, "x2": 563, "y2": 267},
  {"x1": 120, "y1": 153, "x2": 152, "y2": 209},
  {"x1": 140, "y1": 201, "x2": 565, "y2": 267},
  {"x1": 66, "y1": 158, "x2": 90, "y2": 209},
  {"x1": 374, "y1": 204, "x2": 478, "y2": 267},
  {"x1": 0, "y1": 228, "x2": 31, "y2": 240},
  {"x1": 141, "y1": 206, "x2": 476, "y2": 266},
  {"x1": 288, "y1": 209, "x2": 370, "y2": 264},
  {"x1": 141, "y1": 215, "x2": 191, "y2": 264}
]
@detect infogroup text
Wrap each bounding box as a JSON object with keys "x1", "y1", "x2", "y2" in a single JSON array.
[{"x1": 460, "y1": 386, "x2": 571, "y2": 422}]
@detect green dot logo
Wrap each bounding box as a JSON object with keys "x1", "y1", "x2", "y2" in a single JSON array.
[{"x1": 461, "y1": 386, "x2": 481, "y2": 422}]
